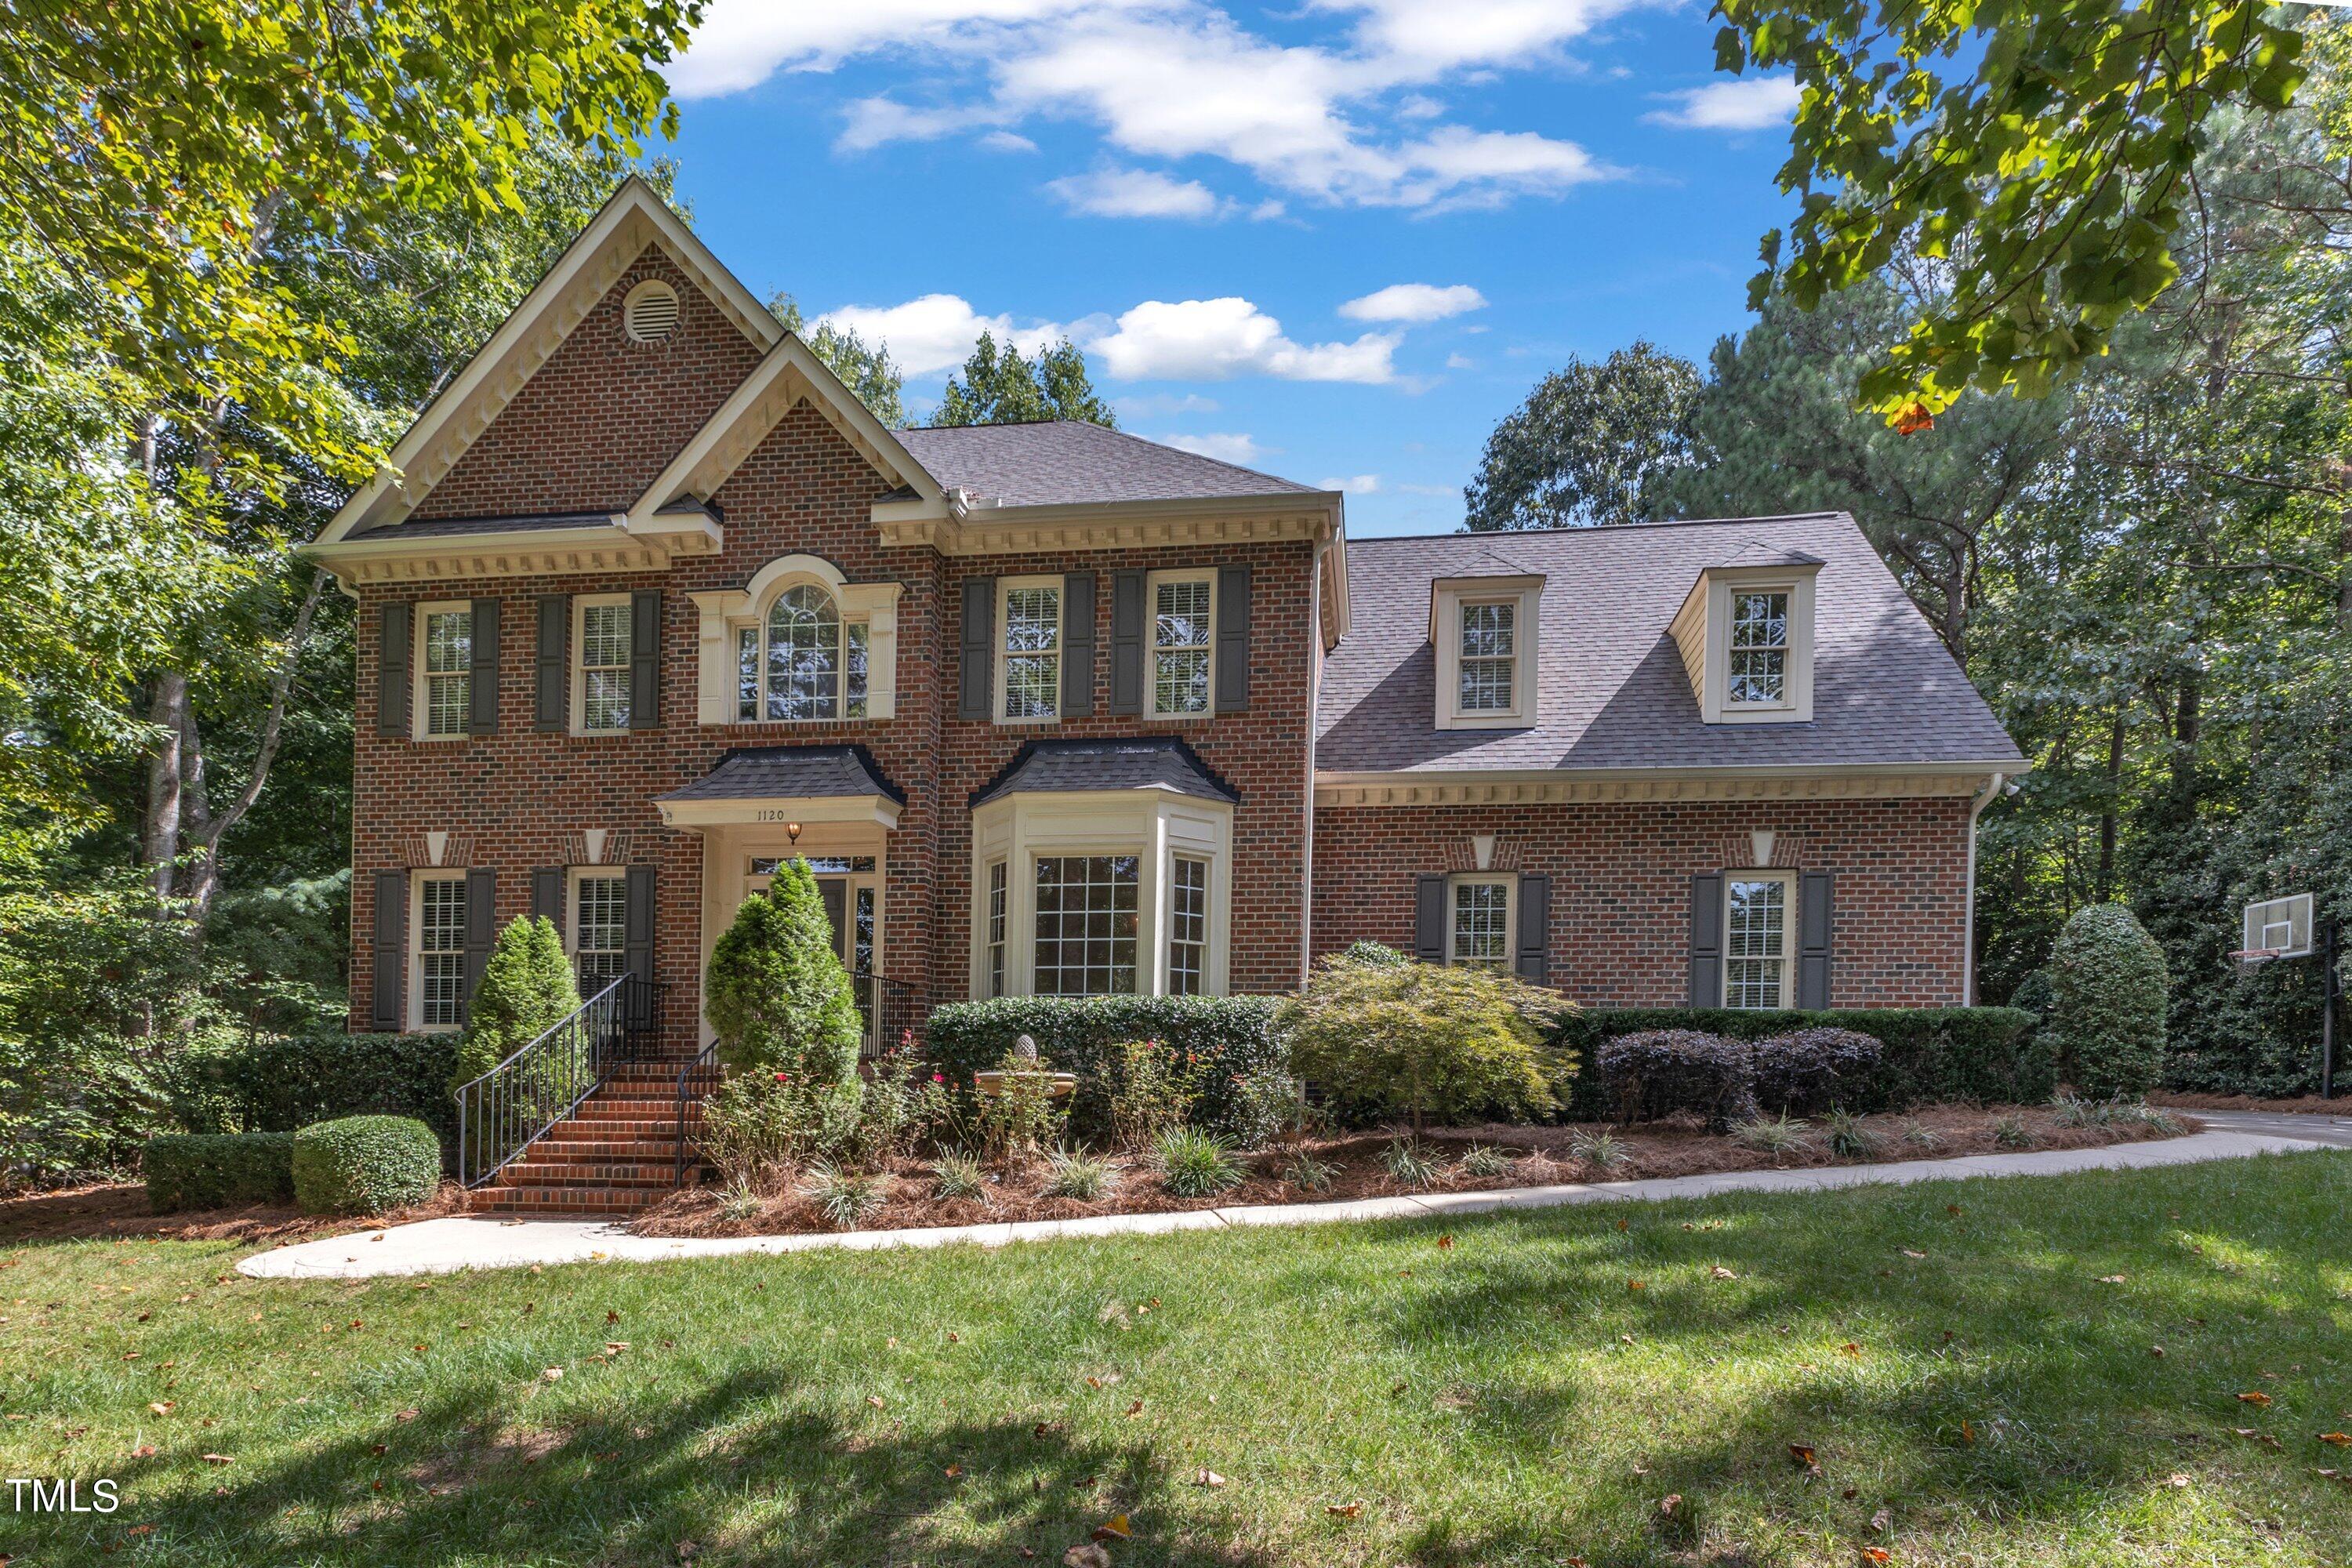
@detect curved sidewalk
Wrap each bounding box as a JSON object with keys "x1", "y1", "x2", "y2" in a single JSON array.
[{"x1": 238, "y1": 1127, "x2": 2331, "y2": 1281}]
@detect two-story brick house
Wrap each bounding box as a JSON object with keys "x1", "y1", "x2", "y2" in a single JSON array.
[{"x1": 305, "y1": 180, "x2": 2024, "y2": 1209}]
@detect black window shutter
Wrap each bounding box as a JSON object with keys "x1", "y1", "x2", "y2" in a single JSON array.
[
  {"x1": 1109, "y1": 570, "x2": 1145, "y2": 715},
  {"x1": 1516, "y1": 873, "x2": 1552, "y2": 984},
  {"x1": 370, "y1": 869, "x2": 406, "y2": 1032},
  {"x1": 624, "y1": 864, "x2": 656, "y2": 1025},
  {"x1": 377, "y1": 602, "x2": 412, "y2": 738},
  {"x1": 959, "y1": 576, "x2": 995, "y2": 720},
  {"x1": 629, "y1": 590, "x2": 662, "y2": 730},
  {"x1": 459, "y1": 867, "x2": 496, "y2": 1019},
  {"x1": 1214, "y1": 564, "x2": 1252, "y2": 713},
  {"x1": 1797, "y1": 870, "x2": 1834, "y2": 1010},
  {"x1": 535, "y1": 595, "x2": 569, "y2": 731},
  {"x1": 1061, "y1": 572, "x2": 1095, "y2": 717},
  {"x1": 466, "y1": 599, "x2": 500, "y2": 735},
  {"x1": 1415, "y1": 874, "x2": 1448, "y2": 964},
  {"x1": 1688, "y1": 873, "x2": 1725, "y2": 1007},
  {"x1": 532, "y1": 866, "x2": 565, "y2": 939}
]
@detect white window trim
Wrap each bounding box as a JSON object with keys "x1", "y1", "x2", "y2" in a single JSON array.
[
  {"x1": 686, "y1": 554, "x2": 899, "y2": 726},
  {"x1": 969, "y1": 789, "x2": 1232, "y2": 998},
  {"x1": 408, "y1": 869, "x2": 470, "y2": 1033},
  {"x1": 1145, "y1": 568, "x2": 1216, "y2": 720},
  {"x1": 572, "y1": 593, "x2": 634, "y2": 735},
  {"x1": 1431, "y1": 575, "x2": 1541, "y2": 730},
  {"x1": 984, "y1": 858, "x2": 1009, "y2": 999},
  {"x1": 413, "y1": 601, "x2": 473, "y2": 742},
  {"x1": 1446, "y1": 873, "x2": 1518, "y2": 968},
  {"x1": 995, "y1": 574, "x2": 1065, "y2": 726},
  {"x1": 1722, "y1": 869, "x2": 1796, "y2": 1010},
  {"x1": 565, "y1": 866, "x2": 630, "y2": 987},
  {"x1": 1671, "y1": 565, "x2": 1818, "y2": 725}
]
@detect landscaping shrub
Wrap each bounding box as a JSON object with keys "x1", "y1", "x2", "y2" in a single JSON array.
[
  {"x1": 143, "y1": 1131, "x2": 295, "y2": 1213},
  {"x1": 925, "y1": 995, "x2": 1282, "y2": 1143},
  {"x1": 165, "y1": 1029, "x2": 461, "y2": 1163},
  {"x1": 450, "y1": 916, "x2": 579, "y2": 1094},
  {"x1": 696, "y1": 1071, "x2": 862, "y2": 1185},
  {"x1": 1555, "y1": 1006, "x2": 2044, "y2": 1114},
  {"x1": 290, "y1": 1115, "x2": 441, "y2": 1215},
  {"x1": 975, "y1": 1049, "x2": 1071, "y2": 1160},
  {"x1": 1749, "y1": 1027, "x2": 1883, "y2": 1116},
  {"x1": 1105, "y1": 1037, "x2": 1203, "y2": 1151},
  {"x1": 2047, "y1": 903, "x2": 2169, "y2": 1097},
  {"x1": 1150, "y1": 1127, "x2": 1243, "y2": 1196},
  {"x1": 1594, "y1": 1030, "x2": 1759, "y2": 1129},
  {"x1": 1280, "y1": 955, "x2": 1571, "y2": 1133},
  {"x1": 706, "y1": 857, "x2": 862, "y2": 1084}
]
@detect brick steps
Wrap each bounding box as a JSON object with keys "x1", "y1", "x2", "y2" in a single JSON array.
[{"x1": 466, "y1": 1056, "x2": 716, "y2": 1216}]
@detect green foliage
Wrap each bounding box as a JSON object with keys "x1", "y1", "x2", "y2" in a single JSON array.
[
  {"x1": 1334, "y1": 940, "x2": 1410, "y2": 969},
  {"x1": 2048, "y1": 903, "x2": 2171, "y2": 1097},
  {"x1": 1730, "y1": 1112, "x2": 1817, "y2": 1159},
  {"x1": 705, "y1": 858, "x2": 862, "y2": 1084},
  {"x1": 935, "y1": 332, "x2": 1117, "y2": 427},
  {"x1": 1280, "y1": 957, "x2": 1571, "y2": 1134},
  {"x1": 1041, "y1": 1149, "x2": 1113, "y2": 1200},
  {"x1": 1464, "y1": 342, "x2": 1705, "y2": 529},
  {"x1": 1992, "y1": 1113, "x2": 2037, "y2": 1149},
  {"x1": 929, "y1": 1151, "x2": 988, "y2": 1203},
  {"x1": 975, "y1": 1051, "x2": 1070, "y2": 1163},
  {"x1": 1279, "y1": 1150, "x2": 1336, "y2": 1192},
  {"x1": 141, "y1": 1131, "x2": 294, "y2": 1213},
  {"x1": 1149, "y1": 1127, "x2": 1243, "y2": 1198},
  {"x1": 924, "y1": 995, "x2": 1282, "y2": 1143},
  {"x1": 452, "y1": 916, "x2": 580, "y2": 1091},
  {"x1": 164, "y1": 1029, "x2": 458, "y2": 1157},
  {"x1": 1457, "y1": 1143, "x2": 1512, "y2": 1178},
  {"x1": 695, "y1": 1071, "x2": 862, "y2": 1186},
  {"x1": 1569, "y1": 1127, "x2": 1630, "y2": 1171},
  {"x1": 289, "y1": 1115, "x2": 440, "y2": 1216},
  {"x1": 848, "y1": 1051, "x2": 953, "y2": 1167},
  {"x1": 800, "y1": 1163, "x2": 887, "y2": 1230},
  {"x1": 1377, "y1": 1139, "x2": 1441, "y2": 1189},
  {"x1": 771, "y1": 293, "x2": 907, "y2": 427},
  {"x1": 1821, "y1": 1107, "x2": 1882, "y2": 1160},
  {"x1": 1105, "y1": 1038, "x2": 1203, "y2": 1152}
]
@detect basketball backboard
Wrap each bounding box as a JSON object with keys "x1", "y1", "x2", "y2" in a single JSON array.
[{"x1": 2242, "y1": 892, "x2": 2315, "y2": 960}]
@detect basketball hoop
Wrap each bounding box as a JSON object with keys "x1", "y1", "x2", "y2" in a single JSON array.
[{"x1": 2229, "y1": 947, "x2": 2285, "y2": 979}]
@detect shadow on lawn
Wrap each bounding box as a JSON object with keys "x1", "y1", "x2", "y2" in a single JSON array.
[{"x1": 73, "y1": 1363, "x2": 1282, "y2": 1567}]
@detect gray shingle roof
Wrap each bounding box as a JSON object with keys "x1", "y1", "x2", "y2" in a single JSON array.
[
  {"x1": 358, "y1": 510, "x2": 619, "y2": 539},
  {"x1": 971, "y1": 738, "x2": 1240, "y2": 808},
  {"x1": 660, "y1": 745, "x2": 907, "y2": 805},
  {"x1": 895, "y1": 421, "x2": 1321, "y2": 510},
  {"x1": 1316, "y1": 514, "x2": 2024, "y2": 773}
]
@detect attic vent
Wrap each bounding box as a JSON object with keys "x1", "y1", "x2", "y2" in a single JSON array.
[{"x1": 624, "y1": 281, "x2": 681, "y2": 343}]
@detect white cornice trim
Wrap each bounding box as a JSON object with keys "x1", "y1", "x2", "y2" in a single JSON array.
[
  {"x1": 303, "y1": 519, "x2": 689, "y2": 586},
  {"x1": 1313, "y1": 761, "x2": 2027, "y2": 808},
  {"x1": 314, "y1": 177, "x2": 781, "y2": 546},
  {"x1": 656, "y1": 794, "x2": 902, "y2": 830}
]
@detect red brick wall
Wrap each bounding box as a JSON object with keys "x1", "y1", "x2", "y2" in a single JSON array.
[
  {"x1": 1309, "y1": 796, "x2": 1973, "y2": 1007},
  {"x1": 414, "y1": 246, "x2": 766, "y2": 521}
]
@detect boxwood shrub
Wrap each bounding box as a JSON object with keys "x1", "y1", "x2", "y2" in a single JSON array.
[
  {"x1": 291, "y1": 1116, "x2": 442, "y2": 1216},
  {"x1": 143, "y1": 1132, "x2": 296, "y2": 1214},
  {"x1": 165, "y1": 1030, "x2": 459, "y2": 1167},
  {"x1": 2047, "y1": 904, "x2": 2169, "y2": 1097},
  {"x1": 1555, "y1": 1006, "x2": 2045, "y2": 1116},
  {"x1": 924, "y1": 996, "x2": 1282, "y2": 1144}
]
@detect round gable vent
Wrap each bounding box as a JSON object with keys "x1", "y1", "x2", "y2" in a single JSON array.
[{"x1": 624, "y1": 280, "x2": 681, "y2": 343}]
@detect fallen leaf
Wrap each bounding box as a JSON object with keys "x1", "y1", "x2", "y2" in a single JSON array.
[
  {"x1": 1861, "y1": 1550, "x2": 1892, "y2": 1565},
  {"x1": 130, "y1": 1445, "x2": 157, "y2": 1458},
  {"x1": 1788, "y1": 1443, "x2": 1817, "y2": 1467},
  {"x1": 370, "y1": 1443, "x2": 387, "y2": 1456},
  {"x1": 1193, "y1": 1468, "x2": 1225, "y2": 1487},
  {"x1": 1658, "y1": 1494, "x2": 1683, "y2": 1515},
  {"x1": 944, "y1": 1464, "x2": 964, "y2": 1478},
  {"x1": 1327, "y1": 1501, "x2": 1363, "y2": 1519},
  {"x1": 396, "y1": 1408, "x2": 418, "y2": 1421},
  {"x1": 1627, "y1": 1279, "x2": 1646, "y2": 1291},
  {"x1": 676, "y1": 1542, "x2": 698, "y2": 1562},
  {"x1": 1840, "y1": 1342, "x2": 1862, "y2": 1357},
  {"x1": 2150, "y1": 1346, "x2": 2165, "y2": 1357},
  {"x1": 1711, "y1": 1266, "x2": 1737, "y2": 1279},
  {"x1": 1960, "y1": 1420, "x2": 1976, "y2": 1446},
  {"x1": 542, "y1": 1367, "x2": 563, "y2": 1382},
  {"x1": 2234, "y1": 1428, "x2": 2283, "y2": 1450},
  {"x1": 1062, "y1": 1546, "x2": 1111, "y2": 1568},
  {"x1": 1870, "y1": 1506, "x2": 1892, "y2": 1533},
  {"x1": 2098, "y1": 1275, "x2": 2128, "y2": 1285},
  {"x1": 1616, "y1": 1218, "x2": 1629, "y2": 1232},
  {"x1": 2165, "y1": 1473, "x2": 2191, "y2": 1487},
  {"x1": 1901, "y1": 1250, "x2": 1926, "y2": 1259},
  {"x1": 2238, "y1": 1392, "x2": 2273, "y2": 1406},
  {"x1": 200, "y1": 1453, "x2": 233, "y2": 1465},
  {"x1": 1436, "y1": 1235, "x2": 1454, "y2": 1250},
  {"x1": 1091, "y1": 1514, "x2": 1132, "y2": 1541},
  {"x1": 866, "y1": 1396, "x2": 886, "y2": 1409},
  {"x1": 147, "y1": 1402, "x2": 173, "y2": 1416},
  {"x1": 2319, "y1": 1432, "x2": 2352, "y2": 1447},
  {"x1": 1946, "y1": 1203, "x2": 1962, "y2": 1216}
]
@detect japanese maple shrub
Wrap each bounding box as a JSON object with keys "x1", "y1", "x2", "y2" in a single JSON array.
[
  {"x1": 2048, "y1": 903, "x2": 2170, "y2": 1097},
  {"x1": 705, "y1": 856, "x2": 862, "y2": 1085}
]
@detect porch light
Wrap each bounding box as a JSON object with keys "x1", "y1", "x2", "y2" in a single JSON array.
[{"x1": 786, "y1": 821, "x2": 803, "y2": 844}]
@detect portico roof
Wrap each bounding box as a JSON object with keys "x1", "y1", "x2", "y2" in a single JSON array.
[
  {"x1": 971, "y1": 738, "x2": 1240, "y2": 808},
  {"x1": 655, "y1": 745, "x2": 906, "y2": 829}
]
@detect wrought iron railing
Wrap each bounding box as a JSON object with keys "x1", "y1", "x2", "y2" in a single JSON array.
[
  {"x1": 670, "y1": 972, "x2": 926, "y2": 1187},
  {"x1": 457, "y1": 974, "x2": 664, "y2": 1188}
]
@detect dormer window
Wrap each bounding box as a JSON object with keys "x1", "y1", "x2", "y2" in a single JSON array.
[
  {"x1": 1670, "y1": 549, "x2": 1822, "y2": 725},
  {"x1": 1431, "y1": 570, "x2": 1542, "y2": 730}
]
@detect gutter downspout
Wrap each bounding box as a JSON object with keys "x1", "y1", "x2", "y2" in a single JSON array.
[
  {"x1": 1301, "y1": 532, "x2": 1331, "y2": 987},
  {"x1": 1961, "y1": 770, "x2": 2006, "y2": 1004}
]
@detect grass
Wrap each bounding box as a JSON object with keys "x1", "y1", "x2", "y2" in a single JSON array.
[{"x1": 4, "y1": 1152, "x2": 2350, "y2": 1566}]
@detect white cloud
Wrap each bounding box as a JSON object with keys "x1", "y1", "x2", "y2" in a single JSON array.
[
  {"x1": 1316, "y1": 0, "x2": 1647, "y2": 73},
  {"x1": 1645, "y1": 76, "x2": 1801, "y2": 132},
  {"x1": 672, "y1": 0, "x2": 1104, "y2": 95},
  {"x1": 1047, "y1": 167, "x2": 1226, "y2": 218},
  {"x1": 1118, "y1": 391, "x2": 1221, "y2": 416},
  {"x1": 1156, "y1": 431, "x2": 1265, "y2": 463},
  {"x1": 1397, "y1": 481, "x2": 1460, "y2": 496},
  {"x1": 1339, "y1": 282, "x2": 1487, "y2": 322},
  {"x1": 1086, "y1": 296, "x2": 1399, "y2": 383},
  {"x1": 817, "y1": 293, "x2": 1067, "y2": 376},
  {"x1": 1443, "y1": 352, "x2": 1475, "y2": 369},
  {"x1": 837, "y1": 96, "x2": 1006, "y2": 153},
  {"x1": 978, "y1": 129, "x2": 1040, "y2": 152},
  {"x1": 1319, "y1": 473, "x2": 1381, "y2": 494}
]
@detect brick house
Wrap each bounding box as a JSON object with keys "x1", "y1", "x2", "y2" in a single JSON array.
[{"x1": 305, "y1": 180, "x2": 2024, "y2": 1208}]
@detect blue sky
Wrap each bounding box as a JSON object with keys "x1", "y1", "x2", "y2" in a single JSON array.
[{"x1": 659, "y1": 1, "x2": 1801, "y2": 538}]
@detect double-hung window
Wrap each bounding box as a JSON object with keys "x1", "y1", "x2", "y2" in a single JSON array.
[
  {"x1": 999, "y1": 580, "x2": 1062, "y2": 721},
  {"x1": 576, "y1": 597, "x2": 632, "y2": 731},
  {"x1": 1727, "y1": 590, "x2": 1790, "y2": 706},
  {"x1": 418, "y1": 605, "x2": 471, "y2": 740},
  {"x1": 1457, "y1": 601, "x2": 1516, "y2": 715},
  {"x1": 1447, "y1": 875, "x2": 1515, "y2": 970},
  {"x1": 1033, "y1": 854, "x2": 1138, "y2": 995},
  {"x1": 1167, "y1": 855, "x2": 1209, "y2": 994},
  {"x1": 572, "y1": 872, "x2": 629, "y2": 991},
  {"x1": 412, "y1": 873, "x2": 468, "y2": 1029},
  {"x1": 1724, "y1": 874, "x2": 1792, "y2": 1008},
  {"x1": 1149, "y1": 573, "x2": 1214, "y2": 717},
  {"x1": 984, "y1": 860, "x2": 1008, "y2": 999},
  {"x1": 735, "y1": 585, "x2": 869, "y2": 721}
]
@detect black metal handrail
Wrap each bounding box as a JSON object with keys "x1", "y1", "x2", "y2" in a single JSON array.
[
  {"x1": 670, "y1": 971, "x2": 926, "y2": 1188},
  {"x1": 457, "y1": 974, "x2": 663, "y2": 1188}
]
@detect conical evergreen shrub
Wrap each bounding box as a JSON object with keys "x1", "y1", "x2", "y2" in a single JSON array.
[
  {"x1": 450, "y1": 916, "x2": 581, "y2": 1091},
  {"x1": 706, "y1": 857, "x2": 862, "y2": 1084}
]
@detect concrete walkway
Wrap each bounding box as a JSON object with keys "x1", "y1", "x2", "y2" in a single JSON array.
[
  {"x1": 2190, "y1": 1107, "x2": 2352, "y2": 1146},
  {"x1": 238, "y1": 1127, "x2": 2332, "y2": 1281}
]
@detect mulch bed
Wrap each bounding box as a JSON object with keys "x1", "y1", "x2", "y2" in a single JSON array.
[
  {"x1": 0, "y1": 1181, "x2": 469, "y2": 1247},
  {"x1": 629, "y1": 1104, "x2": 2199, "y2": 1240}
]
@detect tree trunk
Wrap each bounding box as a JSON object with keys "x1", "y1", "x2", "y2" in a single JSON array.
[{"x1": 141, "y1": 673, "x2": 187, "y2": 902}]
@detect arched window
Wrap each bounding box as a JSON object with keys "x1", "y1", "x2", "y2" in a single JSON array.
[{"x1": 736, "y1": 582, "x2": 869, "y2": 722}]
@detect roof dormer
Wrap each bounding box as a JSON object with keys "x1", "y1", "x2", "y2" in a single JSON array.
[
  {"x1": 1430, "y1": 554, "x2": 1544, "y2": 730},
  {"x1": 1670, "y1": 543, "x2": 1823, "y2": 724}
]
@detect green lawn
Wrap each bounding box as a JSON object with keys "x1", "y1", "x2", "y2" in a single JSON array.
[{"x1": 5, "y1": 1155, "x2": 2352, "y2": 1566}]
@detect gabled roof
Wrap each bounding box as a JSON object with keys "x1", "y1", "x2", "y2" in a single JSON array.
[
  {"x1": 971, "y1": 737, "x2": 1241, "y2": 808},
  {"x1": 314, "y1": 176, "x2": 782, "y2": 546},
  {"x1": 895, "y1": 421, "x2": 1320, "y2": 510},
  {"x1": 1316, "y1": 514, "x2": 2025, "y2": 775}
]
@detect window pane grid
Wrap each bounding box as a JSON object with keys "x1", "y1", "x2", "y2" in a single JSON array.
[
  {"x1": 1168, "y1": 855, "x2": 1208, "y2": 995},
  {"x1": 574, "y1": 875, "x2": 627, "y2": 990},
  {"x1": 1032, "y1": 855, "x2": 1137, "y2": 996},
  {"x1": 1002, "y1": 586, "x2": 1060, "y2": 720},
  {"x1": 1458, "y1": 601, "x2": 1515, "y2": 713},
  {"x1": 579, "y1": 602, "x2": 631, "y2": 731},
  {"x1": 845, "y1": 621, "x2": 869, "y2": 720},
  {"x1": 766, "y1": 585, "x2": 840, "y2": 720},
  {"x1": 1152, "y1": 579, "x2": 1212, "y2": 715},
  {"x1": 417, "y1": 877, "x2": 467, "y2": 1027},
  {"x1": 985, "y1": 861, "x2": 1007, "y2": 999},
  {"x1": 423, "y1": 610, "x2": 470, "y2": 738},
  {"x1": 1725, "y1": 878, "x2": 1788, "y2": 1008},
  {"x1": 1451, "y1": 881, "x2": 1512, "y2": 970},
  {"x1": 1728, "y1": 592, "x2": 1789, "y2": 704}
]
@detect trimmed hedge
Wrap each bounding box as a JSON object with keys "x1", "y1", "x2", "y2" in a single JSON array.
[
  {"x1": 924, "y1": 996, "x2": 1283, "y2": 1144},
  {"x1": 1595, "y1": 1031, "x2": 1759, "y2": 1128},
  {"x1": 291, "y1": 1116, "x2": 441, "y2": 1216},
  {"x1": 1555, "y1": 1006, "x2": 2045, "y2": 1116},
  {"x1": 143, "y1": 1132, "x2": 295, "y2": 1214},
  {"x1": 2048, "y1": 904, "x2": 2169, "y2": 1097},
  {"x1": 167, "y1": 1030, "x2": 459, "y2": 1165}
]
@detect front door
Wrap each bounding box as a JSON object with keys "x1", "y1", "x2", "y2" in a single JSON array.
[{"x1": 817, "y1": 878, "x2": 848, "y2": 963}]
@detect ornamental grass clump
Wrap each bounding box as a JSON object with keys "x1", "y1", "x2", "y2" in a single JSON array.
[
  {"x1": 1570, "y1": 1127, "x2": 1631, "y2": 1172},
  {"x1": 1378, "y1": 1138, "x2": 1442, "y2": 1189},
  {"x1": 1151, "y1": 1127, "x2": 1243, "y2": 1197},
  {"x1": 801, "y1": 1163, "x2": 887, "y2": 1229},
  {"x1": 1730, "y1": 1112, "x2": 1817, "y2": 1160},
  {"x1": 1821, "y1": 1106, "x2": 1882, "y2": 1160},
  {"x1": 1457, "y1": 1143, "x2": 1512, "y2": 1178},
  {"x1": 1993, "y1": 1113, "x2": 2036, "y2": 1149},
  {"x1": 930, "y1": 1151, "x2": 988, "y2": 1202},
  {"x1": 1043, "y1": 1149, "x2": 1114, "y2": 1200},
  {"x1": 1279, "y1": 1150, "x2": 1336, "y2": 1192}
]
